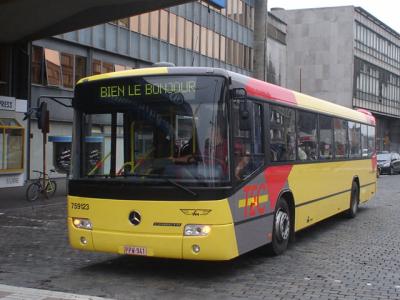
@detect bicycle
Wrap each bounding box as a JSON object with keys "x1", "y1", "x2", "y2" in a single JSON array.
[{"x1": 26, "y1": 169, "x2": 57, "y2": 201}]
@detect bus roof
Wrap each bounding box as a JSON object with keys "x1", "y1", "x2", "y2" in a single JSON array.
[{"x1": 76, "y1": 66, "x2": 375, "y2": 126}]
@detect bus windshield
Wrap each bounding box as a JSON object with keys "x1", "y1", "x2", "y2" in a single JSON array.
[{"x1": 74, "y1": 75, "x2": 229, "y2": 185}]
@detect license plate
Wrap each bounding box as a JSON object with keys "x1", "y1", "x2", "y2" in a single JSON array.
[{"x1": 124, "y1": 246, "x2": 147, "y2": 256}]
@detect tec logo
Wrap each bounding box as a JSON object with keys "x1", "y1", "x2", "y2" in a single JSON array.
[{"x1": 239, "y1": 183, "x2": 269, "y2": 218}]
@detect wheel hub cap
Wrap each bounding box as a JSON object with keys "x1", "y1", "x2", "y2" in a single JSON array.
[{"x1": 275, "y1": 209, "x2": 290, "y2": 241}]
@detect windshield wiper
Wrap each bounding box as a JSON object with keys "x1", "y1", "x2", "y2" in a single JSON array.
[{"x1": 164, "y1": 178, "x2": 197, "y2": 197}]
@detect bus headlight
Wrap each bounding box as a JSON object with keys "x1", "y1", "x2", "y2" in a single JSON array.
[
  {"x1": 72, "y1": 218, "x2": 93, "y2": 230},
  {"x1": 184, "y1": 224, "x2": 211, "y2": 236}
]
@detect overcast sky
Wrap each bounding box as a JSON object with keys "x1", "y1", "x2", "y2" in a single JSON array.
[{"x1": 268, "y1": 0, "x2": 400, "y2": 33}]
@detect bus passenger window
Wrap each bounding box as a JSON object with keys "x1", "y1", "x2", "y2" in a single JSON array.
[
  {"x1": 297, "y1": 111, "x2": 317, "y2": 161},
  {"x1": 334, "y1": 119, "x2": 348, "y2": 159},
  {"x1": 232, "y1": 101, "x2": 264, "y2": 180},
  {"x1": 269, "y1": 105, "x2": 295, "y2": 162},
  {"x1": 319, "y1": 115, "x2": 333, "y2": 160}
]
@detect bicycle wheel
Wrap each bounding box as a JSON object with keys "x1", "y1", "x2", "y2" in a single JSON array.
[
  {"x1": 46, "y1": 180, "x2": 57, "y2": 198},
  {"x1": 26, "y1": 183, "x2": 41, "y2": 202}
]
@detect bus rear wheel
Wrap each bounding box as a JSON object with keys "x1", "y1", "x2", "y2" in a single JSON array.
[
  {"x1": 347, "y1": 181, "x2": 359, "y2": 218},
  {"x1": 270, "y1": 197, "x2": 291, "y2": 255}
]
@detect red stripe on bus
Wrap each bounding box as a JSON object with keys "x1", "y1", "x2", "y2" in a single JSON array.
[
  {"x1": 264, "y1": 165, "x2": 293, "y2": 210},
  {"x1": 245, "y1": 78, "x2": 297, "y2": 105}
]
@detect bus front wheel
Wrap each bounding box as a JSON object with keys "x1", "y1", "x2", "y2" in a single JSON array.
[{"x1": 270, "y1": 197, "x2": 291, "y2": 255}]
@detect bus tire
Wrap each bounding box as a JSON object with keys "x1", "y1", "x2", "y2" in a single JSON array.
[
  {"x1": 270, "y1": 197, "x2": 291, "y2": 255},
  {"x1": 347, "y1": 181, "x2": 359, "y2": 218}
]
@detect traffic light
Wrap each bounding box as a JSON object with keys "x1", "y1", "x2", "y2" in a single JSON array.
[{"x1": 36, "y1": 102, "x2": 49, "y2": 133}]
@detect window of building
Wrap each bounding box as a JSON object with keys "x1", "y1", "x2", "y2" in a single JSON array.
[
  {"x1": 214, "y1": 33, "x2": 220, "y2": 60},
  {"x1": 0, "y1": 119, "x2": 24, "y2": 172},
  {"x1": 92, "y1": 59, "x2": 102, "y2": 75},
  {"x1": 130, "y1": 16, "x2": 139, "y2": 32},
  {"x1": 177, "y1": 16, "x2": 185, "y2": 48},
  {"x1": 185, "y1": 20, "x2": 193, "y2": 50},
  {"x1": 118, "y1": 18, "x2": 129, "y2": 28},
  {"x1": 270, "y1": 105, "x2": 296, "y2": 162},
  {"x1": 193, "y1": 24, "x2": 200, "y2": 52},
  {"x1": 102, "y1": 62, "x2": 114, "y2": 74},
  {"x1": 207, "y1": 29, "x2": 214, "y2": 57},
  {"x1": 319, "y1": 115, "x2": 333, "y2": 160},
  {"x1": 220, "y1": 36, "x2": 226, "y2": 62},
  {"x1": 200, "y1": 26, "x2": 207, "y2": 55},
  {"x1": 44, "y1": 48, "x2": 62, "y2": 87},
  {"x1": 150, "y1": 11, "x2": 159, "y2": 39},
  {"x1": 32, "y1": 46, "x2": 44, "y2": 85},
  {"x1": 169, "y1": 13, "x2": 177, "y2": 45},
  {"x1": 140, "y1": 13, "x2": 149, "y2": 36},
  {"x1": 334, "y1": 118, "x2": 348, "y2": 159},
  {"x1": 61, "y1": 53, "x2": 73, "y2": 89},
  {"x1": 160, "y1": 10, "x2": 168, "y2": 41},
  {"x1": 75, "y1": 56, "x2": 86, "y2": 84}
]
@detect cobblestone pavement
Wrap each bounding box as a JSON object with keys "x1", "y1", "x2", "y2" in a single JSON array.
[{"x1": 0, "y1": 175, "x2": 399, "y2": 300}]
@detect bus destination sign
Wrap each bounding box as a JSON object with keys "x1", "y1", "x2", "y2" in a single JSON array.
[{"x1": 99, "y1": 80, "x2": 196, "y2": 99}]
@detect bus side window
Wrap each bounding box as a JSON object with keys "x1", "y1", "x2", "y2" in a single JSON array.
[
  {"x1": 319, "y1": 115, "x2": 333, "y2": 160},
  {"x1": 297, "y1": 110, "x2": 318, "y2": 160},
  {"x1": 269, "y1": 105, "x2": 296, "y2": 162},
  {"x1": 232, "y1": 101, "x2": 265, "y2": 180}
]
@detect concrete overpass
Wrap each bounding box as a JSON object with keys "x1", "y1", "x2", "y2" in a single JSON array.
[{"x1": 0, "y1": 0, "x2": 194, "y2": 43}]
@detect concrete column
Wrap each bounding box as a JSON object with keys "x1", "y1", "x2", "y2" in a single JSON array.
[{"x1": 253, "y1": 0, "x2": 268, "y2": 81}]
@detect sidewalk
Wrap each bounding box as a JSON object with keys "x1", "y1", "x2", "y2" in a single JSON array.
[
  {"x1": 0, "y1": 284, "x2": 113, "y2": 300},
  {"x1": 0, "y1": 178, "x2": 68, "y2": 211}
]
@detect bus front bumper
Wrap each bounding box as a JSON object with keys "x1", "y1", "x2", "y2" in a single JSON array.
[{"x1": 68, "y1": 218, "x2": 239, "y2": 261}]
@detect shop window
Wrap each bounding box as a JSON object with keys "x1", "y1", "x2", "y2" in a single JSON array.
[
  {"x1": 32, "y1": 46, "x2": 44, "y2": 84},
  {"x1": 0, "y1": 119, "x2": 24, "y2": 172},
  {"x1": 44, "y1": 48, "x2": 62, "y2": 87},
  {"x1": 61, "y1": 53, "x2": 73, "y2": 89},
  {"x1": 75, "y1": 56, "x2": 86, "y2": 84}
]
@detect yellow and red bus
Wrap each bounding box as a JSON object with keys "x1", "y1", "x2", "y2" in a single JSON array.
[{"x1": 68, "y1": 66, "x2": 377, "y2": 260}]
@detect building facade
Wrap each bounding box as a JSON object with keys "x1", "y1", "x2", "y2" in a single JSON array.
[
  {"x1": 26, "y1": 0, "x2": 288, "y2": 179},
  {"x1": 272, "y1": 6, "x2": 400, "y2": 152}
]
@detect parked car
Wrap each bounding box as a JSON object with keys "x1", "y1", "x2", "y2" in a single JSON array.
[{"x1": 377, "y1": 152, "x2": 400, "y2": 175}]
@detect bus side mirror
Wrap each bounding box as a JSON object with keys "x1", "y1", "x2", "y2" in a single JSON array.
[{"x1": 239, "y1": 101, "x2": 251, "y2": 131}]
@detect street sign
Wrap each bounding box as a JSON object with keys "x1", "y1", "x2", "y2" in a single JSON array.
[{"x1": 0, "y1": 96, "x2": 16, "y2": 111}]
